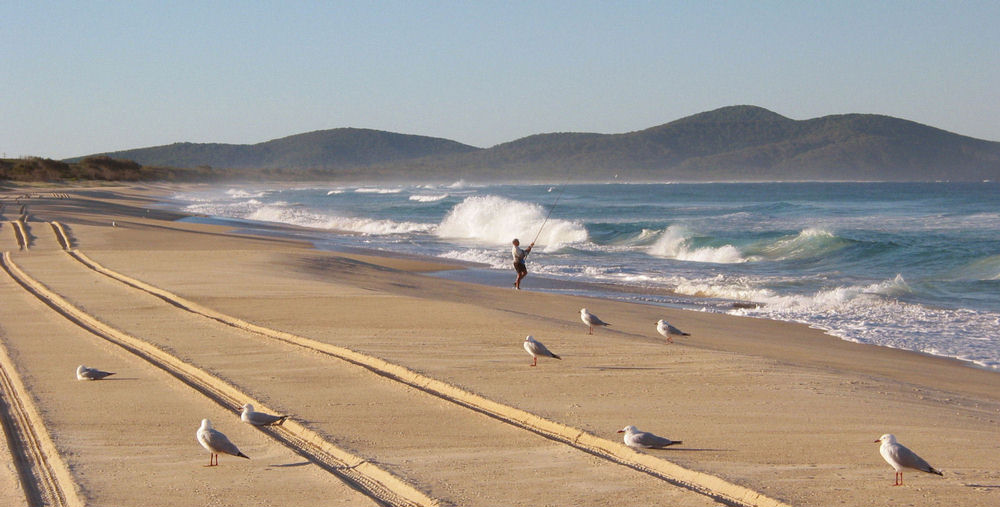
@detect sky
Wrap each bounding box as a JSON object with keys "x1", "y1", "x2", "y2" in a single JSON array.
[{"x1": 2, "y1": 1, "x2": 998, "y2": 160}]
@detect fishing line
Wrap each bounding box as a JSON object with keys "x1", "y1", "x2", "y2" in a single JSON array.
[{"x1": 531, "y1": 173, "x2": 573, "y2": 245}]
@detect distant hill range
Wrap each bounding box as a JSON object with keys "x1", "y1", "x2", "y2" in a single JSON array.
[{"x1": 77, "y1": 106, "x2": 1000, "y2": 181}]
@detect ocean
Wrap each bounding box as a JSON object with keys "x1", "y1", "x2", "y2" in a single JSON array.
[{"x1": 169, "y1": 181, "x2": 1000, "y2": 370}]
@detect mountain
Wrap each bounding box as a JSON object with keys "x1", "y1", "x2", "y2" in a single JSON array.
[
  {"x1": 77, "y1": 128, "x2": 479, "y2": 171},
  {"x1": 76, "y1": 106, "x2": 1000, "y2": 181}
]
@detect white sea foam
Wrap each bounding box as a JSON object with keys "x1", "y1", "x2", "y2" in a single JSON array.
[
  {"x1": 409, "y1": 194, "x2": 449, "y2": 202},
  {"x1": 185, "y1": 200, "x2": 430, "y2": 235},
  {"x1": 666, "y1": 272, "x2": 998, "y2": 369},
  {"x1": 647, "y1": 225, "x2": 746, "y2": 263},
  {"x1": 225, "y1": 188, "x2": 267, "y2": 198},
  {"x1": 671, "y1": 273, "x2": 911, "y2": 310},
  {"x1": 355, "y1": 187, "x2": 402, "y2": 194},
  {"x1": 438, "y1": 248, "x2": 508, "y2": 268},
  {"x1": 247, "y1": 206, "x2": 429, "y2": 235},
  {"x1": 435, "y1": 195, "x2": 587, "y2": 249}
]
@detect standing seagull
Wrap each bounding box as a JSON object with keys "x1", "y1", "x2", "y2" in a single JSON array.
[
  {"x1": 76, "y1": 365, "x2": 115, "y2": 380},
  {"x1": 656, "y1": 319, "x2": 690, "y2": 343},
  {"x1": 197, "y1": 419, "x2": 250, "y2": 466},
  {"x1": 241, "y1": 403, "x2": 288, "y2": 426},
  {"x1": 618, "y1": 425, "x2": 682, "y2": 449},
  {"x1": 875, "y1": 433, "x2": 942, "y2": 486},
  {"x1": 580, "y1": 308, "x2": 610, "y2": 335},
  {"x1": 523, "y1": 335, "x2": 561, "y2": 367}
]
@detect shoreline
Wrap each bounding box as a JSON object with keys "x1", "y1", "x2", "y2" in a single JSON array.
[
  {"x1": 167, "y1": 189, "x2": 1000, "y2": 374},
  {"x1": 9, "y1": 182, "x2": 1000, "y2": 378},
  {"x1": 1, "y1": 183, "x2": 998, "y2": 507}
]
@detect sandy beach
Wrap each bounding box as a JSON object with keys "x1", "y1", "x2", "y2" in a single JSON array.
[{"x1": 1, "y1": 184, "x2": 998, "y2": 507}]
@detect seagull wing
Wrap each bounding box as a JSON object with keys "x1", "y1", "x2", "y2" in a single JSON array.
[
  {"x1": 80, "y1": 367, "x2": 115, "y2": 380},
  {"x1": 667, "y1": 324, "x2": 690, "y2": 336},
  {"x1": 633, "y1": 431, "x2": 679, "y2": 448},
  {"x1": 204, "y1": 428, "x2": 245, "y2": 457},
  {"x1": 528, "y1": 339, "x2": 560, "y2": 359},
  {"x1": 246, "y1": 410, "x2": 287, "y2": 426},
  {"x1": 893, "y1": 443, "x2": 941, "y2": 474}
]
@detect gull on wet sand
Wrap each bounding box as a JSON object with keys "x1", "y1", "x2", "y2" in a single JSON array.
[
  {"x1": 618, "y1": 425, "x2": 681, "y2": 449},
  {"x1": 241, "y1": 403, "x2": 288, "y2": 426},
  {"x1": 656, "y1": 319, "x2": 690, "y2": 343},
  {"x1": 580, "y1": 308, "x2": 610, "y2": 335},
  {"x1": 523, "y1": 335, "x2": 561, "y2": 367},
  {"x1": 197, "y1": 419, "x2": 250, "y2": 466},
  {"x1": 875, "y1": 433, "x2": 942, "y2": 486},
  {"x1": 76, "y1": 365, "x2": 115, "y2": 380}
]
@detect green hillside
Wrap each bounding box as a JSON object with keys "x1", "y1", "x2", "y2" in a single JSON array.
[
  {"x1": 424, "y1": 106, "x2": 1000, "y2": 181},
  {"x1": 75, "y1": 128, "x2": 479, "y2": 171},
  {"x1": 51, "y1": 106, "x2": 1000, "y2": 182}
]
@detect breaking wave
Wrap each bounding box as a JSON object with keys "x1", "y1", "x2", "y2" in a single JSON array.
[
  {"x1": 647, "y1": 225, "x2": 746, "y2": 264},
  {"x1": 750, "y1": 228, "x2": 851, "y2": 261},
  {"x1": 435, "y1": 195, "x2": 588, "y2": 249},
  {"x1": 409, "y1": 194, "x2": 449, "y2": 202}
]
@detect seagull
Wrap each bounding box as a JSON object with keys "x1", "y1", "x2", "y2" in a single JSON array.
[
  {"x1": 197, "y1": 419, "x2": 250, "y2": 466},
  {"x1": 875, "y1": 433, "x2": 943, "y2": 486},
  {"x1": 656, "y1": 319, "x2": 690, "y2": 343},
  {"x1": 618, "y1": 425, "x2": 681, "y2": 449},
  {"x1": 523, "y1": 335, "x2": 561, "y2": 367},
  {"x1": 580, "y1": 308, "x2": 610, "y2": 335},
  {"x1": 76, "y1": 365, "x2": 115, "y2": 380},
  {"x1": 241, "y1": 403, "x2": 288, "y2": 426}
]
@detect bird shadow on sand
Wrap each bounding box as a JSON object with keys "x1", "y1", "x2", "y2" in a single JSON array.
[
  {"x1": 269, "y1": 461, "x2": 312, "y2": 468},
  {"x1": 587, "y1": 366, "x2": 673, "y2": 371},
  {"x1": 652, "y1": 447, "x2": 731, "y2": 453},
  {"x1": 92, "y1": 377, "x2": 140, "y2": 381}
]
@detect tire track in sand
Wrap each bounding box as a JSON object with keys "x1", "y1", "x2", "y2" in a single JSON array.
[
  {"x1": 49, "y1": 222, "x2": 789, "y2": 507},
  {"x1": 8, "y1": 220, "x2": 29, "y2": 250},
  {"x1": 1, "y1": 249, "x2": 440, "y2": 507},
  {"x1": 0, "y1": 296, "x2": 83, "y2": 507}
]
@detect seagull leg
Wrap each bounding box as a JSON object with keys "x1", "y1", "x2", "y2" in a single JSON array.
[
  {"x1": 531, "y1": 357, "x2": 537, "y2": 367},
  {"x1": 588, "y1": 326, "x2": 593, "y2": 335},
  {"x1": 894, "y1": 472, "x2": 903, "y2": 486}
]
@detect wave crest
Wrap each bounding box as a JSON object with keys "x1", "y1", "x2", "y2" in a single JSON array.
[
  {"x1": 951, "y1": 254, "x2": 1000, "y2": 281},
  {"x1": 752, "y1": 228, "x2": 850, "y2": 261},
  {"x1": 409, "y1": 194, "x2": 449, "y2": 202},
  {"x1": 647, "y1": 225, "x2": 746, "y2": 263}
]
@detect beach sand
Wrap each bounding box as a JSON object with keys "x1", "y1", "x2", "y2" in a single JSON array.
[{"x1": 0, "y1": 185, "x2": 997, "y2": 507}]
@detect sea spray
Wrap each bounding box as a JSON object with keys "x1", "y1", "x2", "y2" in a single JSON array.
[{"x1": 436, "y1": 195, "x2": 587, "y2": 249}]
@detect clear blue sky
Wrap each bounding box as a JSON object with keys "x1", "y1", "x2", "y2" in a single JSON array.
[{"x1": 3, "y1": 1, "x2": 998, "y2": 159}]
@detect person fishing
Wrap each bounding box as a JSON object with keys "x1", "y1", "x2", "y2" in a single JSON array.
[{"x1": 511, "y1": 238, "x2": 534, "y2": 290}]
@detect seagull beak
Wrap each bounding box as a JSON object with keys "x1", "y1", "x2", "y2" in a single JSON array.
[
  {"x1": 617, "y1": 430, "x2": 625, "y2": 433},
  {"x1": 873, "y1": 439, "x2": 881, "y2": 443}
]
